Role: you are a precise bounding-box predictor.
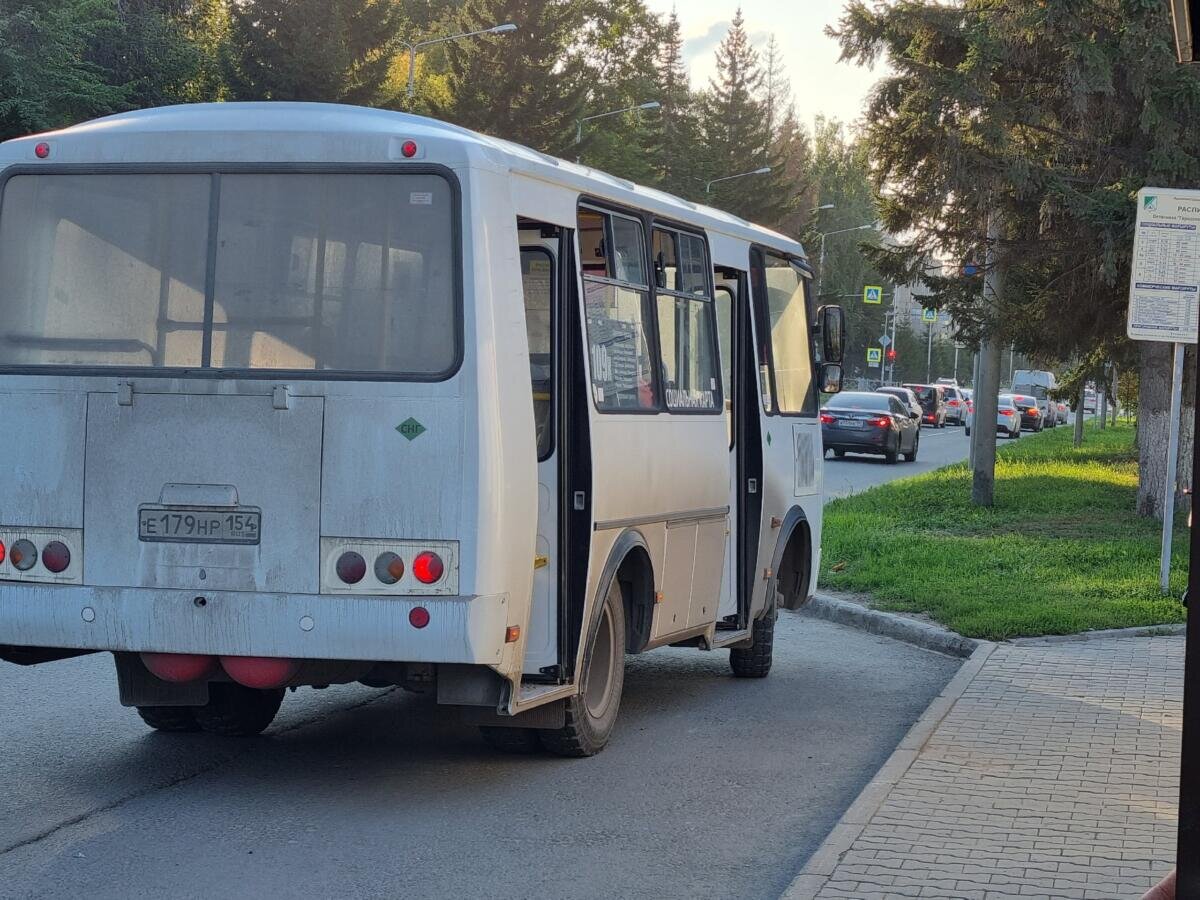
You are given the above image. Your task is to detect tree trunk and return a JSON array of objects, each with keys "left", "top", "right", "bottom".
[{"left": 1137, "top": 342, "right": 1196, "bottom": 519}]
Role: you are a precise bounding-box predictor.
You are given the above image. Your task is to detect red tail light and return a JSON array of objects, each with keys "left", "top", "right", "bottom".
[
  {"left": 0, "top": 540, "right": 6, "bottom": 564},
  {"left": 336, "top": 551, "right": 367, "bottom": 584},
  {"left": 820, "top": 413, "right": 835, "bottom": 425},
  {"left": 948, "top": 399, "right": 959, "bottom": 406},
  {"left": 42, "top": 541, "right": 70, "bottom": 573},
  {"left": 867, "top": 416, "right": 891, "bottom": 428},
  {"left": 412, "top": 551, "right": 444, "bottom": 584}
]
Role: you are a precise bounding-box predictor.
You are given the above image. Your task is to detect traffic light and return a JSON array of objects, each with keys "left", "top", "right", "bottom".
[{"left": 886, "top": 348, "right": 897, "bottom": 362}]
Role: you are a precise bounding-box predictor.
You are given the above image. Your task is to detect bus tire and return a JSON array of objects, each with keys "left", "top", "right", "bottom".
[
  {"left": 540, "top": 580, "right": 626, "bottom": 758},
  {"left": 136, "top": 705, "right": 200, "bottom": 733},
  {"left": 193, "top": 683, "right": 285, "bottom": 736},
  {"left": 479, "top": 726, "right": 542, "bottom": 754},
  {"left": 730, "top": 608, "right": 774, "bottom": 678}
]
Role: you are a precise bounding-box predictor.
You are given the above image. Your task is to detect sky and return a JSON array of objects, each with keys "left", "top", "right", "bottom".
[{"left": 643, "top": 0, "right": 888, "bottom": 133}]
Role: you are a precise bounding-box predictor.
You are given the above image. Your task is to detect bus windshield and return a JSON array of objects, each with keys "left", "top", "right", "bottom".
[{"left": 0, "top": 172, "right": 458, "bottom": 376}]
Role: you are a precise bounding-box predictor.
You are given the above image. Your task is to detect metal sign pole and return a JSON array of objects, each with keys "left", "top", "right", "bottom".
[
  {"left": 1181, "top": 340, "right": 1200, "bottom": 895},
  {"left": 1160, "top": 343, "right": 1186, "bottom": 594}
]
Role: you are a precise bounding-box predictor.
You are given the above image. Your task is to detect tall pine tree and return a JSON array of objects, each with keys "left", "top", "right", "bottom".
[
  {"left": 224, "top": 0, "right": 399, "bottom": 104},
  {"left": 698, "top": 9, "right": 785, "bottom": 224},
  {"left": 429, "top": 0, "right": 588, "bottom": 157},
  {"left": 643, "top": 9, "right": 701, "bottom": 198}
]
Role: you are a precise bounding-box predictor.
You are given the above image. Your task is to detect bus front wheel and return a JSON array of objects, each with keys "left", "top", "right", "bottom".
[
  {"left": 540, "top": 580, "right": 626, "bottom": 757},
  {"left": 730, "top": 608, "right": 774, "bottom": 678}
]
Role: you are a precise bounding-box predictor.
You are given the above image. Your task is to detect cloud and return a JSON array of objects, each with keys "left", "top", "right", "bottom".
[{"left": 682, "top": 20, "right": 729, "bottom": 68}]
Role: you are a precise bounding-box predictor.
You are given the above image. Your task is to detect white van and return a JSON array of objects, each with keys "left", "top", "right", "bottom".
[{"left": 0, "top": 104, "right": 845, "bottom": 755}]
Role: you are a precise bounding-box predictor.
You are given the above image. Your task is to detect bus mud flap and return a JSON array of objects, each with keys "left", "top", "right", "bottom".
[{"left": 460, "top": 700, "right": 566, "bottom": 730}]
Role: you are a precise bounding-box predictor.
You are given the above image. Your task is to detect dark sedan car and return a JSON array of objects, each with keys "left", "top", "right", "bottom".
[
  {"left": 1010, "top": 393, "right": 1044, "bottom": 432},
  {"left": 821, "top": 391, "right": 920, "bottom": 464}
]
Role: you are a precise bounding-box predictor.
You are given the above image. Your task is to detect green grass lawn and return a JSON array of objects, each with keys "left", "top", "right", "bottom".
[{"left": 819, "top": 421, "right": 1188, "bottom": 639}]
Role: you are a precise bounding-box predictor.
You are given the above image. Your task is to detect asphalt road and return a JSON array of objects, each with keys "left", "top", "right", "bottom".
[
  {"left": 822, "top": 420, "right": 971, "bottom": 499},
  {"left": 0, "top": 617, "right": 958, "bottom": 900}
]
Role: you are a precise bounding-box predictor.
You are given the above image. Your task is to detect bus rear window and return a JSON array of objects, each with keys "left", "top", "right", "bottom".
[{"left": 0, "top": 172, "right": 457, "bottom": 377}]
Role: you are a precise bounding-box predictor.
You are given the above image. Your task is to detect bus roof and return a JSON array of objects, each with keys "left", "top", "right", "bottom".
[{"left": 0, "top": 102, "right": 808, "bottom": 261}]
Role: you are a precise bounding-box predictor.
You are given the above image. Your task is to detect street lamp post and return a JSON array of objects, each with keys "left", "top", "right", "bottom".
[
  {"left": 575, "top": 102, "right": 661, "bottom": 148},
  {"left": 402, "top": 23, "right": 517, "bottom": 101},
  {"left": 705, "top": 167, "right": 771, "bottom": 195},
  {"left": 817, "top": 223, "right": 875, "bottom": 278}
]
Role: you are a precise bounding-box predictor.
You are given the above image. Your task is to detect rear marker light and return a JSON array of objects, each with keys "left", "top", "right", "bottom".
[
  {"left": 409, "top": 606, "right": 430, "bottom": 629},
  {"left": 10, "top": 539, "right": 36, "bottom": 571},
  {"left": 0, "top": 540, "right": 5, "bottom": 564},
  {"left": 374, "top": 552, "right": 405, "bottom": 585},
  {"left": 401, "top": 140, "right": 418, "bottom": 158},
  {"left": 34, "top": 142, "right": 50, "bottom": 159},
  {"left": 336, "top": 551, "right": 367, "bottom": 584},
  {"left": 42, "top": 541, "right": 70, "bottom": 574},
  {"left": 505, "top": 625, "right": 521, "bottom": 644},
  {"left": 412, "top": 551, "right": 444, "bottom": 585}
]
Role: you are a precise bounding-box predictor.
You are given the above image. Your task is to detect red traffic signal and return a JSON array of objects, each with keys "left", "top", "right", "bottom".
[{"left": 886, "top": 348, "right": 897, "bottom": 361}]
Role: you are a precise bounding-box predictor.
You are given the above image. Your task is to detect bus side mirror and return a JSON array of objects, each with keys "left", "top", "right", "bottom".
[
  {"left": 818, "top": 305, "right": 846, "bottom": 363},
  {"left": 820, "top": 363, "right": 843, "bottom": 395}
]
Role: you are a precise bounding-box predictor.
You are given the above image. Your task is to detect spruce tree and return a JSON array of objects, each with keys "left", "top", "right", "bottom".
[
  {"left": 0, "top": 0, "right": 128, "bottom": 139},
  {"left": 430, "top": 0, "right": 588, "bottom": 157},
  {"left": 224, "top": 0, "right": 399, "bottom": 104},
  {"left": 833, "top": 0, "right": 1200, "bottom": 516},
  {"left": 644, "top": 9, "right": 702, "bottom": 198},
  {"left": 698, "top": 9, "right": 781, "bottom": 224}
]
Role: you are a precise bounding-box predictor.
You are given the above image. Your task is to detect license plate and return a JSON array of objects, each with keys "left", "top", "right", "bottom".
[
  {"left": 839, "top": 419, "right": 864, "bottom": 429},
  {"left": 138, "top": 506, "right": 261, "bottom": 545}
]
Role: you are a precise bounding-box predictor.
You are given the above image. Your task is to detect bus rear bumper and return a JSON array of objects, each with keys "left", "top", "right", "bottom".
[{"left": 0, "top": 583, "right": 509, "bottom": 666}]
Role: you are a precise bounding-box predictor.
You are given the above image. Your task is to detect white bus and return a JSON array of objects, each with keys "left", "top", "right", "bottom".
[{"left": 0, "top": 104, "right": 845, "bottom": 756}]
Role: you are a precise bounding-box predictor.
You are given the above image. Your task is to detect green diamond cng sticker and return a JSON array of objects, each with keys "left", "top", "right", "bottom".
[{"left": 396, "top": 417, "right": 426, "bottom": 441}]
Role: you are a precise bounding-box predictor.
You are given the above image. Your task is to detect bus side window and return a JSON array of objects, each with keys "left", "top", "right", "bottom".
[
  {"left": 520, "top": 247, "right": 554, "bottom": 459},
  {"left": 578, "top": 207, "right": 658, "bottom": 412}
]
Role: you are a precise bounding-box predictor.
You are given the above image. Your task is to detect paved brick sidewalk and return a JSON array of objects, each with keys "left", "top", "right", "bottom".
[{"left": 793, "top": 636, "right": 1182, "bottom": 900}]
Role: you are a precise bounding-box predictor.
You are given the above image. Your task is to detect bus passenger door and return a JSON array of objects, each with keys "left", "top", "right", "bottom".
[
  {"left": 519, "top": 241, "right": 558, "bottom": 675},
  {"left": 714, "top": 270, "right": 762, "bottom": 628}
]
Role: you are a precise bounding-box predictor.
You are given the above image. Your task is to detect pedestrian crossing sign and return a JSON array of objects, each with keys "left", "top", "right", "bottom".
[
  {"left": 922, "top": 307, "right": 937, "bottom": 323},
  {"left": 863, "top": 285, "right": 883, "bottom": 305},
  {"left": 866, "top": 347, "right": 883, "bottom": 365}
]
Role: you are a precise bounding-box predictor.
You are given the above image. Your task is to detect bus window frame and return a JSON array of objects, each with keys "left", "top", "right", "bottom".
[
  {"left": 650, "top": 221, "right": 724, "bottom": 417},
  {"left": 750, "top": 244, "right": 819, "bottom": 419},
  {"left": 0, "top": 162, "right": 465, "bottom": 384},
  {"left": 577, "top": 199, "right": 662, "bottom": 416},
  {"left": 519, "top": 243, "right": 556, "bottom": 462}
]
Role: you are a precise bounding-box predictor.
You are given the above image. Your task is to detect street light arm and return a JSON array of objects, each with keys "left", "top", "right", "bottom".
[
  {"left": 705, "top": 167, "right": 771, "bottom": 193},
  {"left": 413, "top": 24, "right": 517, "bottom": 50}
]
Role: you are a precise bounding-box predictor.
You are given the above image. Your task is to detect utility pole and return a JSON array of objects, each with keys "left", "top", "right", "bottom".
[
  {"left": 971, "top": 216, "right": 1002, "bottom": 507},
  {"left": 926, "top": 321, "right": 934, "bottom": 382}
]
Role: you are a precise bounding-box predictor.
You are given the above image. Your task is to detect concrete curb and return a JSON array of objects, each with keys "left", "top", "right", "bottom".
[
  {"left": 797, "top": 593, "right": 979, "bottom": 658},
  {"left": 1009, "top": 623, "right": 1186, "bottom": 645},
  {"left": 780, "top": 641, "right": 997, "bottom": 900}
]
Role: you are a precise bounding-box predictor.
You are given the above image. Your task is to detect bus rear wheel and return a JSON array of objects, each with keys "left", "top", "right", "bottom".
[
  {"left": 730, "top": 607, "right": 775, "bottom": 678},
  {"left": 194, "top": 683, "right": 285, "bottom": 736},
  {"left": 136, "top": 705, "right": 200, "bottom": 733},
  {"left": 540, "top": 580, "right": 626, "bottom": 757}
]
